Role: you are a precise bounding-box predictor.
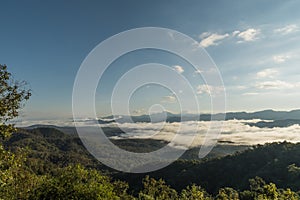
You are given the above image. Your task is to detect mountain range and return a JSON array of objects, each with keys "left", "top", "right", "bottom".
[{"left": 99, "top": 109, "right": 300, "bottom": 124}]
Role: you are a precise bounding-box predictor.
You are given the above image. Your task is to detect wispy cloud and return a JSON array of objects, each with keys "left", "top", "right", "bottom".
[
  {"left": 273, "top": 54, "right": 291, "bottom": 63},
  {"left": 274, "top": 24, "right": 299, "bottom": 35},
  {"left": 232, "top": 30, "right": 240, "bottom": 37},
  {"left": 199, "top": 32, "right": 230, "bottom": 48},
  {"left": 173, "top": 65, "right": 184, "bottom": 73},
  {"left": 194, "top": 69, "right": 203, "bottom": 74},
  {"left": 236, "top": 28, "right": 261, "bottom": 42},
  {"left": 199, "top": 28, "right": 260, "bottom": 47},
  {"left": 256, "top": 68, "right": 279, "bottom": 79},
  {"left": 236, "top": 85, "right": 247, "bottom": 90},
  {"left": 197, "top": 84, "right": 224, "bottom": 95},
  {"left": 199, "top": 32, "right": 211, "bottom": 39},
  {"left": 242, "top": 92, "right": 260, "bottom": 96},
  {"left": 161, "top": 95, "right": 177, "bottom": 103},
  {"left": 256, "top": 80, "right": 299, "bottom": 90}
]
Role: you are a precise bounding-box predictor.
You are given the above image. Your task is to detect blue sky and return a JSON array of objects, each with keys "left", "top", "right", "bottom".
[{"left": 1, "top": 0, "right": 300, "bottom": 119}]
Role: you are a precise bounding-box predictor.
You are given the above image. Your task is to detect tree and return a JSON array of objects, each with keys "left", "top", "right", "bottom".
[
  {"left": 0, "top": 64, "right": 36, "bottom": 199},
  {"left": 138, "top": 176, "right": 178, "bottom": 200},
  {"left": 216, "top": 187, "right": 239, "bottom": 200},
  {"left": 0, "top": 64, "right": 31, "bottom": 139},
  {"left": 180, "top": 184, "right": 212, "bottom": 200},
  {"left": 257, "top": 183, "right": 278, "bottom": 200},
  {"left": 29, "top": 164, "right": 123, "bottom": 200},
  {"left": 278, "top": 188, "right": 299, "bottom": 200},
  {"left": 249, "top": 176, "right": 266, "bottom": 196}
]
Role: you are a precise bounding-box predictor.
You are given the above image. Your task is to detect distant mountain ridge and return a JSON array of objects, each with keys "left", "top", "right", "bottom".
[
  {"left": 246, "top": 119, "right": 300, "bottom": 128},
  {"left": 21, "top": 109, "right": 300, "bottom": 129},
  {"left": 101, "top": 109, "right": 300, "bottom": 123}
]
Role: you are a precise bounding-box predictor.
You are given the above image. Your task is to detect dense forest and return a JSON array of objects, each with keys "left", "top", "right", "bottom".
[
  {"left": 2, "top": 126, "right": 300, "bottom": 199},
  {"left": 1, "top": 64, "right": 300, "bottom": 199}
]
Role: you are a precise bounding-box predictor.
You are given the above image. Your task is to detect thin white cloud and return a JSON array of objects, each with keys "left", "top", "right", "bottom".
[
  {"left": 15, "top": 119, "right": 75, "bottom": 127},
  {"left": 274, "top": 24, "right": 299, "bottom": 35},
  {"left": 197, "top": 84, "right": 224, "bottom": 95},
  {"left": 199, "top": 32, "right": 229, "bottom": 48},
  {"left": 161, "top": 95, "right": 176, "bottom": 103},
  {"left": 199, "top": 32, "right": 211, "bottom": 39},
  {"left": 256, "top": 68, "right": 279, "bottom": 79},
  {"left": 237, "top": 28, "right": 260, "bottom": 42},
  {"left": 236, "top": 85, "right": 247, "bottom": 90},
  {"left": 242, "top": 92, "right": 260, "bottom": 96},
  {"left": 195, "top": 69, "right": 203, "bottom": 74},
  {"left": 273, "top": 54, "right": 291, "bottom": 63},
  {"left": 198, "top": 28, "right": 260, "bottom": 47},
  {"left": 256, "top": 80, "right": 299, "bottom": 90},
  {"left": 232, "top": 30, "right": 240, "bottom": 36},
  {"left": 173, "top": 65, "right": 184, "bottom": 73}
]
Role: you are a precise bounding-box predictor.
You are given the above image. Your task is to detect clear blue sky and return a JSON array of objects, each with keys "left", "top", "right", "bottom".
[{"left": 1, "top": 0, "right": 300, "bottom": 120}]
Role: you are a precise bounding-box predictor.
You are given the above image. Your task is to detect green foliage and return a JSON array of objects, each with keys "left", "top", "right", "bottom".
[
  {"left": 0, "top": 64, "right": 31, "bottom": 139},
  {"left": 137, "top": 176, "right": 300, "bottom": 200},
  {"left": 5, "top": 127, "right": 101, "bottom": 174},
  {"left": 116, "top": 142, "right": 300, "bottom": 194},
  {"left": 238, "top": 177, "right": 300, "bottom": 200},
  {"left": 278, "top": 188, "right": 298, "bottom": 200},
  {"left": 287, "top": 163, "right": 300, "bottom": 175},
  {"left": 0, "top": 65, "right": 36, "bottom": 199},
  {"left": 138, "top": 176, "right": 178, "bottom": 200},
  {"left": 180, "top": 185, "right": 212, "bottom": 200},
  {"left": 249, "top": 176, "right": 266, "bottom": 196},
  {"left": 239, "top": 190, "right": 253, "bottom": 200},
  {"left": 256, "top": 183, "right": 278, "bottom": 199},
  {"left": 6, "top": 127, "right": 300, "bottom": 200},
  {"left": 0, "top": 146, "right": 41, "bottom": 199},
  {"left": 112, "top": 180, "right": 135, "bottom": 200},
  {"left": 29, "top": 164, "right": 124, "bottom": 200},
  {"left": 216, "top": 187, "right": 239, "bottom": 200}
]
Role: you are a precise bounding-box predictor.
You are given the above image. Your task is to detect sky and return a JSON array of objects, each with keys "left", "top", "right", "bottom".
[{"left": 1, "top": 0, "right": 300, "bottom": 120}]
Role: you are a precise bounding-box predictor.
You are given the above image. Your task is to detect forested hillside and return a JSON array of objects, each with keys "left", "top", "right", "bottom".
[{"left": 2, "top": 126, "right": 300, "bottom": 199}]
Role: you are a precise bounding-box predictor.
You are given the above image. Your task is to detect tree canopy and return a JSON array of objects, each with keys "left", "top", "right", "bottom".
[{"left": 0, "top": 64, "right": 31, "bottom": 139}]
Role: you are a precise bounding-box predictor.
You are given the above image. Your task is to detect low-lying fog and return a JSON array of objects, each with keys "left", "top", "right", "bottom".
[{"left": 16, "top": 119, "right": 300, "bottom": 148}]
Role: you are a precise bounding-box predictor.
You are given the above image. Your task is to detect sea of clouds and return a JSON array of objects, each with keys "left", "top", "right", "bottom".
[{"left": 15, "top": 118, "right": 300, "bottom": 148}]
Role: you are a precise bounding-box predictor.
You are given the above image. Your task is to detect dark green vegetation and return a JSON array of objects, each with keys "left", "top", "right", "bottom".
[
  {"left": 3, "top": 127, "right": 300, "bottom": 199},
  {"left": 115, "top": 141, "right": 300, "bottom": 194},
  {"left": 1, "top": 65, "right": 300, "bottom": 199}
]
